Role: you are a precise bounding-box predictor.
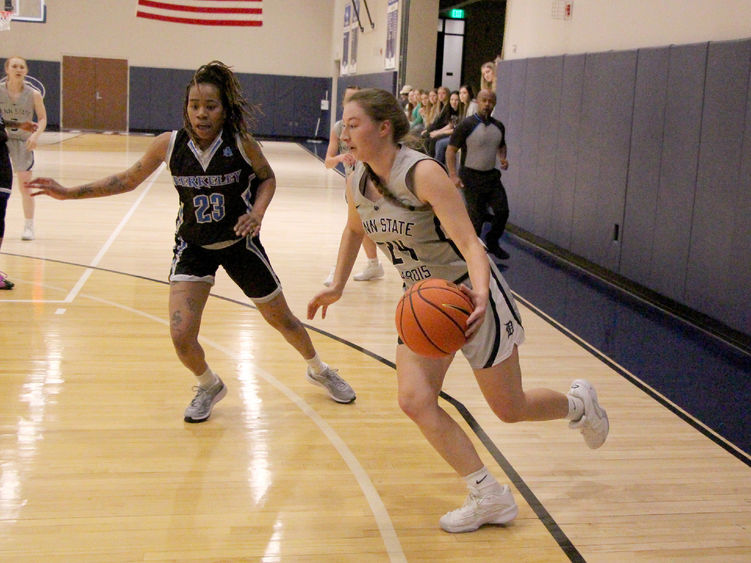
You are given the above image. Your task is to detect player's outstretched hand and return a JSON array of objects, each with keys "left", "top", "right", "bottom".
[
  {"left": 27, "top": 178, "right": 72, "bottom": 200},
  {"left": 307, "top": 287, "right": 342, "bottom": 320}
]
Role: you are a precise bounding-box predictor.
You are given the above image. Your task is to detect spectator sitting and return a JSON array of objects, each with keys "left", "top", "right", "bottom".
[
  {"left": 460, "top": 84, "right": 478, "bottom": 117},
  {"left": 425, "top": 91, "right": 462, "bottom": 161},
  {"left": 398, "top": 84, "right": 413, "bottom": 110},
  {"left": 435, "top": 86, "right": 450, "bottom": 117}
]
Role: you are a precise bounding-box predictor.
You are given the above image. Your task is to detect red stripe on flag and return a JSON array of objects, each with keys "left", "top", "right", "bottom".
[
  {"left": 138, "top": 0, "right": 261, "bottom": 15},
  {"left": 136, "top": 1, "right": 262, "bottom": 26},
  {"left": 136, "top": 10, "right": 262, "bottom": 26}
]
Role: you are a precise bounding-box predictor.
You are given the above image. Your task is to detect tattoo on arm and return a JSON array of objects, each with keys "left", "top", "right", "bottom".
[
  {"left": 76, "top": 185, "right": 95, "bottom": 198},
  {"left": 75, "top": 175, "right": 127, "bottom": 198},
  {"left": 256, "top": 163, "right": 275, "bottom": 182}
]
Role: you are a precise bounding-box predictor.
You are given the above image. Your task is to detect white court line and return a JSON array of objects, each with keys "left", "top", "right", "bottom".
[
  {"left": 76, "top": 290, "right": 407, "bottom": 562},
  {"left": 62, "top": 163, "right": 166, "bottom": 305},
  {"left": 1, "top": 164, "right": 166, "bottom": 308},
  {"left": 63, "top": 162, "right": 166, "bottom": 303}
]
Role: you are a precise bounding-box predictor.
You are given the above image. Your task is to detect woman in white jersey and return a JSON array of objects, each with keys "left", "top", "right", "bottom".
[
  {"left": 28, "top": 61, "right": 356, "bottom": 423},
  {"left": 307, "top": 88, "right": 609, "bottom": 533},
  {"left": 0, "top": 56, "right": 47, "bottom": 240}
]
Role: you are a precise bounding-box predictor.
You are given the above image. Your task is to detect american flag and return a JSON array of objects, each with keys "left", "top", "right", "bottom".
[{"left": 136, "top": 0, "right": 263, "bottom": 27}]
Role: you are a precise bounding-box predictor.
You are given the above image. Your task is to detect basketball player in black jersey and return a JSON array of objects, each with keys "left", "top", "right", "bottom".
[{"left": 28, "top": 61, "right": 355, "bottom": 422}]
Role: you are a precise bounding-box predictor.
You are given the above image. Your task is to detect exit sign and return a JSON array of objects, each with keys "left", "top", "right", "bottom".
[{"left": 449, "top": 8, "right": 465, "bottom": 19}]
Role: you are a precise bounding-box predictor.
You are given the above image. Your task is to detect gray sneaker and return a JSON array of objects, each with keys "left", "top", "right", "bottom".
[
  {"left": 306, "top": 366, "right": 356, "bottom": 403},
  {"left": 184, "top": 379, "right": 227, "bottom": 423}
]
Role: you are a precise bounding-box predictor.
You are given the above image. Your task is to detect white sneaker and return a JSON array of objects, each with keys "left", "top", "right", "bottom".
[
  {"left": 21, "top": 226, "right": 34, "bottom": 241},
  {"left": 439, "top": 485, "right": 518, "bottom": 533},
  {"left": 568, "top": 379, "right": 609, "bottom": 449},
  {"left": 323, "top": 267, "right": 335, "bottom": 287},
  {"left": 353, "top": 261, "right": 384, "bottom": 281}
]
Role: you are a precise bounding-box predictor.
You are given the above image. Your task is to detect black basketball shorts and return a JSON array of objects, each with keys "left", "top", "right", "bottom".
[{"left": 169, "top": 236, "right": 282, "bottom": 303}]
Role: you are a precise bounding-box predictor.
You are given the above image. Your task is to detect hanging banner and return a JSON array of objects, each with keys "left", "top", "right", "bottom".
[
  {"left": 341, "top": 3, "right": 351, "bottom": 75},
  {"left": 348, "top": 0, "right": 360, "bottom": 74},
  {"left": 385, "top": 0, "right": 398, "bottom": 70}
]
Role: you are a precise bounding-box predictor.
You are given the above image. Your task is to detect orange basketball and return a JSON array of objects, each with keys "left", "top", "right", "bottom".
[{"left": 395, "top": 278, "right": 475, "bottom": 358}]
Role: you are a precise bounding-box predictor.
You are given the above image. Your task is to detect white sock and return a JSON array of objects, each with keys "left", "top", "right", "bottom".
[
  {"left": 24, "top": 219, "right": 34, "bottom": 229},
  {"left": 306, "top": 353, "right": 327, "bottom": 375},
  {"left": 196, "top": 367, "right": 219, "bottom": 389},
  {"left": 567, "top": 395, "right": 585, "bottom": 421},
  {"left": 367, "top": 258, "right": 379, "bottom": 266},
  {"left": 464, "top": 466, "right": 500, "bottom": 493}
]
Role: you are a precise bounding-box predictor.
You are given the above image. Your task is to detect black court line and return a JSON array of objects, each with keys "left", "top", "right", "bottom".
[
  {"left": 513, "top": 291, "right": 751, "bottom": 468},
  {"left": 3, "top": 252, "right": 586, "bottom": 561}
]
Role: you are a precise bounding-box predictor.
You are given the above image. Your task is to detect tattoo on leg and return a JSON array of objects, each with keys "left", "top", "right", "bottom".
[
  {"left": 171, "top": 310, "right": 183, "bottom": 329},
  {"left": 186, "top": 297, "right": 201, "bottom": 314}
]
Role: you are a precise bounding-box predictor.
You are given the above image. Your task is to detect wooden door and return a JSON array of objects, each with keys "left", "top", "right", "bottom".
[{"left": 62, "top": 56, "right": 128, "bottom": 131}]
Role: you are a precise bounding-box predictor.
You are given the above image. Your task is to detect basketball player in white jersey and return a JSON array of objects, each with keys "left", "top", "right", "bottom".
[
  {"left": 308, "top": 88, "right": 608, "bottom": 533},
  {"left": 0, "top": 56, "right": 47, "bottom": 240}
]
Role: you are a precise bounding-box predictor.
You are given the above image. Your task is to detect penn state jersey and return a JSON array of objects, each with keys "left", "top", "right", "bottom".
[
  {"left": 167, "top": 129, "right": 259, "bottom": 246},
  {"left": 0, "top": 83, "right": 35, "bottom": 141},
  {"left": 350, "top": 145, "right": 470, "bottom": 287}
]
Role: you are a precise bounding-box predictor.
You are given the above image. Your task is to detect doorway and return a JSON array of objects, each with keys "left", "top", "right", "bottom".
[
  {"left": 435, "top": 18, "right": 465, "bottom": 91},
  {"left": 62, "top": 56, "right": 128, "bottom": 131}
]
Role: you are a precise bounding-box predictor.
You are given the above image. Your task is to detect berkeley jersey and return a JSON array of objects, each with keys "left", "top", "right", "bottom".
[
  {"left": 351, "top": 145, "right": 470, "bottom": 287},
  {"left": 167, "top": 129, "right": 259, "bottom": 246},
  {"left": 0, "top": 83, "right": 35, "bottom": 141}
]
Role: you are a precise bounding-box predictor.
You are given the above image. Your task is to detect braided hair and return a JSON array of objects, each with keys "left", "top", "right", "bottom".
[{"left": 183, "top": 60, "right": 260, "bottom": 141}]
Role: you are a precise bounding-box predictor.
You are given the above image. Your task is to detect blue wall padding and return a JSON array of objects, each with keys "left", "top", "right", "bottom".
[
  {"left": 687, "top": 39, "right": 751, "bottom": 332},
  {"left": 550, "top": 54, "right": 585, "bottom": 251},
  {"left": 572, "top": 50, "right": 637, "bottom": 272},
  {"left": 497, "top": 38, "right": 751, "bottom": 336},
  {"left": 621, "top": 46, "right": 670, "bottom": 290},
  {"left": 334, "top": 71, "right": 397, "bottom": 120}
]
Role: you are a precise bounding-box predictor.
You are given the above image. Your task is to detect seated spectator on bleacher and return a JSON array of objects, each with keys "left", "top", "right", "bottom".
[
  {"left": 424, "top": 91, "right": 462, "bottom": 161},
  {"left": 460, "top": 84, "right": 478, "bottom": 117}
]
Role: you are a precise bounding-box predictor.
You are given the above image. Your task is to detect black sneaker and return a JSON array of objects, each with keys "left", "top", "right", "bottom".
[
  {"left": 487, "top": 245, "right": 510, "bottom": 260},
  {"left": 0, "top": 271, "right": 14, "bottom": 290}
]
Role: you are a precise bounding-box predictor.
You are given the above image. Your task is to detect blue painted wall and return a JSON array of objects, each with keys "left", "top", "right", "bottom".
[
  {"left": 129, "top": 67, "right": 332, "bottom": 139},
  {"left": 21, "top": 60, "right": 397, "bottom": 141},
  {"left": 497, "top": 38, "right": 751, "bottom": 338},
  {"left": 17, "top": 60, "right": 337, "bottom": 140}
]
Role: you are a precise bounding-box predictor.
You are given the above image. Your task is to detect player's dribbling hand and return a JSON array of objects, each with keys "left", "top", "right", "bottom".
[
  {"left": 459, "top": 283, "right": 487, "bottom": 338},
  {"left": 26, "top": 177, "right": 71, "bottom": 200}
]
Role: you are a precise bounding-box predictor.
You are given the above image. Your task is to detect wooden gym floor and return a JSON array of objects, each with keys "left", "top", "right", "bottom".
[{"left": 0, "top": 133, "right": 749, "bottom": 561}]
